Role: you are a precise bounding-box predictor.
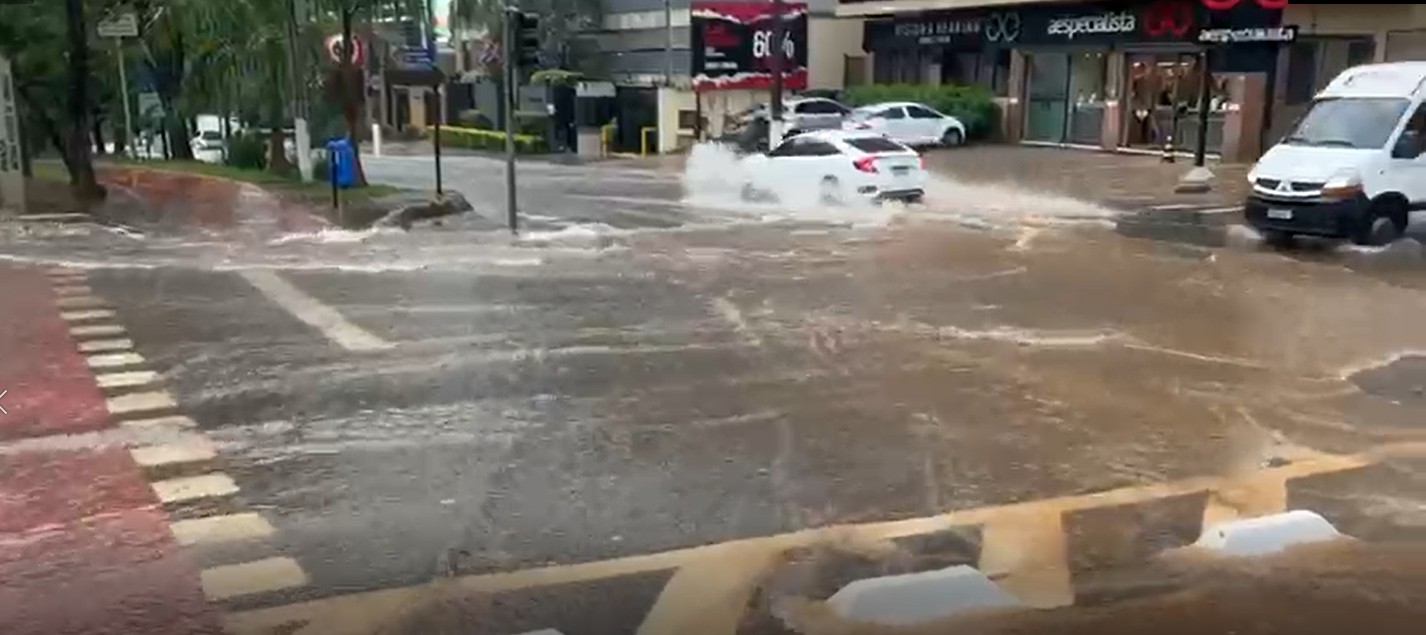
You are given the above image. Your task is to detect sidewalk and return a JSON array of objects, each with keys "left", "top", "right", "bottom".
[{"left": 0, "top": 264, "right": 224, "bottom": 635}]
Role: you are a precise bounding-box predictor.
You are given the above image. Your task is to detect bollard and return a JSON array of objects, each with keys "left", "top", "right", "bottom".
[{"left": 371, "top": 123, "right": 382, "bottom": 157}]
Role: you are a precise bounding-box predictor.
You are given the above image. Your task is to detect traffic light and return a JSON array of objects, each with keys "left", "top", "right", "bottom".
[{"left": 516, "top": 12, "right": 540, "bottom": 68}]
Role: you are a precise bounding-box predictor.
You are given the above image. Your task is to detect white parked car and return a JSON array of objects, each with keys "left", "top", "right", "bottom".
[
  {"left": 843, "top": 102, "right": 967, "bottom": 148},
  {"left": 736, "top": 97, "right": 852, "bottom": 135},
  {"left": 738, "top": 130, "right": 926, "bottom": 205}
]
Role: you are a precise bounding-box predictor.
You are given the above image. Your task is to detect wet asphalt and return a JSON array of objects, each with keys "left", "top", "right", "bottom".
[{"left": 7, "top": 153, "right": 1426, "bottom": 621}]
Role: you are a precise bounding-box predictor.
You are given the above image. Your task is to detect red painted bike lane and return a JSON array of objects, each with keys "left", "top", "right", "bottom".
[{"left": 0, "top": 265, "right": 223, "bottom": 635}]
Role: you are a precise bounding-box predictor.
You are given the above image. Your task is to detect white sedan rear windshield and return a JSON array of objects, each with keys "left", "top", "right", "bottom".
[{"left": 846, "top": 137, "right": 908, "bottom": 154}]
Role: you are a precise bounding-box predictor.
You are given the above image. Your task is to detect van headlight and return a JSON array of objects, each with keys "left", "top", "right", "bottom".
[{"left": 1321, "top": 169, "right": 1363, "bottom": 200}]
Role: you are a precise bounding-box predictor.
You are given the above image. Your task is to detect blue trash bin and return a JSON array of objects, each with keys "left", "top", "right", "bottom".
[{"left": 325, "top": 137, "right": 356, "bottom": 189}]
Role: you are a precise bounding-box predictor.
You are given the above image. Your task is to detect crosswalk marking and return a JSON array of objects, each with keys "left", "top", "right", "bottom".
[
  {"left": 96, "top": 370, "right": 159, "bottom": 389},
  {"left": 106, "top": 391, "right": 175, "bottom": 416},
  {"left": 56, "top": 295, "right": 106, "bottom": 309},
  {"left": 120, "top": 414, "right": 197, "bottom": 430},
  {"left": 151, "top": 473, "right": 239, "bottom": 503},
  {"left": 170, "top": 513, "right": 275, "bottom": 546},
  {"left": 79, "top": 338, "right": 134, "bottom": 353},
  {"left": 53, "top": 284, "right": 93, "bottom": 296},
  {"left": 202, "top": 558, "right": 309, "bottom": 600},
  {"left": 86, "top": 352, "right": 145, "bottom": 369},
  {"left": 130, "top": 438, "right": 216, "bottom": 468},
  {"left": 62, "top": 309, "right": 117, "bottom": 322},
  {"left": 70, "top": 324, "right": 126, "bottom": 338}
]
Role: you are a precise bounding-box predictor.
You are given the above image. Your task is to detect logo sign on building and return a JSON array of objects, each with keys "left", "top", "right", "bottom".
[
  {"left": 691, "top": 1, "right": 809, "bottom": 91},
  {"left": 1198, "top": 25, "right": 1297, "bottom": 43}
]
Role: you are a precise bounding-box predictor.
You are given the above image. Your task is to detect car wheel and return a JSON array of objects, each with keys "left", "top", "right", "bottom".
[
  {"left": 941, "top": 127, "right": 965, "bottom": 147},
  {"left": 819, "top": 177, "right": 843, "bottom": 206},
  {"left": 1354, "top": 200, "right": 1406, "bottom": 246}
]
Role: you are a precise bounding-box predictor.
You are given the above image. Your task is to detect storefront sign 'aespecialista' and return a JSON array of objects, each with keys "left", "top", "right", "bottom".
[{"left": 1045, "top": 11, "right": 1137, "bottom": 40}]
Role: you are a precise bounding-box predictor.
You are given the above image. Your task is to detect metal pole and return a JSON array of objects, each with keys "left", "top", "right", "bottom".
[
  {"left": 115, "top": 37, "right": 135, "bottom": 160},
  {"left": 433, "top": 85, "right": 443, "bottom": 195},
  {"left": 663, "top": 0, "right": 673, "bottom": 85},
  {"left": 768, "top": 0, "right": 785, "bottom": 148},
  {"left": 1193, "top": 49, "right": 1212, "bottom": 168},
  {"left": 504, "top": 7, "right": 519, "bottom": 234}
]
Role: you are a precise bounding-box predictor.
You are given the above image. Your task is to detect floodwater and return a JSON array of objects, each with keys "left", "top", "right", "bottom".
[{"left": 10, "top": 151, "right": 1426, "bottom": 633}]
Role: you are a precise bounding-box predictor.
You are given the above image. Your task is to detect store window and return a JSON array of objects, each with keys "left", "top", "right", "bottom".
[
  {"left": 1287, "top": 37, "right": 1378, "bottom": 105},
  {"left": 1124, "top": 53, "right": 1226, "bottom": 154},
  {"left": 1023, "top": 51, "right": 1107, "bottom": 145}
]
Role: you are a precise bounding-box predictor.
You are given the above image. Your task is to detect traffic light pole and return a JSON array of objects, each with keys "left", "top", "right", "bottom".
[{"left": 503, "top": 7, "right": 519, "bottom": 234}]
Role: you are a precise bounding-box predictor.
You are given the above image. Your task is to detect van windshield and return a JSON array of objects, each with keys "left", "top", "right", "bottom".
[{"left": 1284, "top": 97, "right": 1410, "bottom": 149}]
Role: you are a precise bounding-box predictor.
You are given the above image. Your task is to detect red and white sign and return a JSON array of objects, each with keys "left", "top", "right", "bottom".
[
  {"left": 691, "top": 1, "right": 809, "bottom": 91},
  {"left": 325, "top": 34, "right": 366, "bottom": 66}
]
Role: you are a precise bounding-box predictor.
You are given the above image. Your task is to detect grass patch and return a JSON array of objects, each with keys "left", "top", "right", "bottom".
[{"left": 111, "top": 158, "right": 403, "bottom": 199}]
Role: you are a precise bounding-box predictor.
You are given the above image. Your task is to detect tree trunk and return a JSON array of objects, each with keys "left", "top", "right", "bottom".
[
  {"left": 64, "top": 0, "right": 105, "bottom": 203},
  {"left": 267, "top": 129, "right": 293, "bottom": 174},
  {"left": 166, "top": 111, "right": 194, "bottom": 161},
  {"left": 341, "top": 7, "right": 367, "bottom": 186}
]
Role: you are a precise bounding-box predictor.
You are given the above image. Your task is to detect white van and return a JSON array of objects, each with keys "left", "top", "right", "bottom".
[{"left": 1246, "top": 62, "right": 1426, "bottom": 245}]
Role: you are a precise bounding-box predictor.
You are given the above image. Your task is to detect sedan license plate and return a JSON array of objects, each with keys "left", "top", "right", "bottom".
[
  {"left": 1267, "top": 208, "right": 1293, "bottom": 220},
  {"left": 891, "top": 166, "right": 910, "bottom": 176}
]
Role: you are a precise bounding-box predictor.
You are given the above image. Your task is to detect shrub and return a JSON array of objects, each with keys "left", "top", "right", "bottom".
[
  {"left": 456, "top": 109, "right": 494, "bottom": 130},
  {"left": 842, "top": 83, "right": 1001, "bottom": 140},
  {"left": 442, "top": 127, "right": 547, "bottom": 154},
  {"left": 514, "top": 112, "right": 549, "bottom": 138},
  {"left": 226, "top": 132, "right": 268, "bottom": 170}
]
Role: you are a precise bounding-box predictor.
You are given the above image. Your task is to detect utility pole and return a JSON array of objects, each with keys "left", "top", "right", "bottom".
[
  {"left": 1193, "top": 50, "right": 1212, "bottom": 168},
  {"left": 503, "top": 6, "right": 519, "bottom": 234},
  {"left": 768, "top": 0, "right": 785, "bottom": 149}
]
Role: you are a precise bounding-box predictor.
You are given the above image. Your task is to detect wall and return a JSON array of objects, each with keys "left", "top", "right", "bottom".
[{"left": 808, "top": 17, "right": 865, "bottom": 90}]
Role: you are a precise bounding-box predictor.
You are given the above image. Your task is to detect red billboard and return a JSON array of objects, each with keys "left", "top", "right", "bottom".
[{"left": 691, "top": 1, "right": 809, "bottom": 91}]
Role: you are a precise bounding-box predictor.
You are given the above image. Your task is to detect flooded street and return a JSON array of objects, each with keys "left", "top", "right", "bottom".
[{"left": 6, "top": 151, "right": 1426, "bottom": 635}]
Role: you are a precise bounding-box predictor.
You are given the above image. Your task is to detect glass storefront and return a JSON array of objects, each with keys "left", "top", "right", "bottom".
[
  {"left": 1124, "top": 53, "right": 1227, "bottom": 154},
  {"left": 1023, "top": 51, "right": 1108, "bottom": 146}
]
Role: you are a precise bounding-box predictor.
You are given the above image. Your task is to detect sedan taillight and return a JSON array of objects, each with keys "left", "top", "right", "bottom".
[{"left": 853, "top": 156, "right": 878, "bottom": 173}]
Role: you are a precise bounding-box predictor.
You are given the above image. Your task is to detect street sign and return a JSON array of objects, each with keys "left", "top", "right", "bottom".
[
  {"left": 97, "top": 12, "right": 139, "bottom": 38},
  {"left": 325, "top": 34, "right": 366, "bottom": 66}
]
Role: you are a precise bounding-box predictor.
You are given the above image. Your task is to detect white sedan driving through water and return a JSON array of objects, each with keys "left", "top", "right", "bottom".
[{"left": 738, "top": 130, "right": 927, "bottom": 205}]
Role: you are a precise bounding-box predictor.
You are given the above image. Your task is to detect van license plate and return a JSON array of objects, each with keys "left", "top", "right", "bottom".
[{"left": 1267, "top": 208, "right": 1293, "bottom": 220}]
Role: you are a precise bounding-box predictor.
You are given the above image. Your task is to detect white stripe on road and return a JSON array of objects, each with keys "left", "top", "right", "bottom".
[
  {"left": 170, "top": 513, "right": 275, "bottom": 546},
  {"left": 62, "top": 309, "right": 117, "bottom": 322},
  {"left": 131, "top": 439, "right": 217, "bottom": 468},
  {"left": 87, "top": 352, "right": 145, "bottom": 369},
  {"left": 240, "top": 270, "right": 393, "bottom": 352},
  {"left": 202, "top": 558, "right": 309, "bottom": 600},
  {"left": 120, "top": 414, "right": 197, "bottom": 430},
  {"left": 56, "top": 295, "right": 107, "bottom": 309},
  {"left": 46, "top": 267, "right": 81, "bottom": 277},
  {"left": 151, "top": 473, "right": 239, "bottom": 503},
  {"left": 96, "top": 370, "right": 160, "bottom": 389},
  {"left": 70, "top": 324, "right": 126, "bottom": 338},
  {"left": 1198, "top": 206, "right": 1244, "bottom": 214},
  {"left": 53, "top": 284, "right": 93, "bottom": 296},
  {"left": 106, "top": 391, "right": 177, "bottom": 416},
  {"left": 1149, "top": 203, "right": 1208, "bottom": 211},
  {"left": 79, "top": 338, "right": 134, "bottom": 353}
]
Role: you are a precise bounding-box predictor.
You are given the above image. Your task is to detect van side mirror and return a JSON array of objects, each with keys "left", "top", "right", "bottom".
[{"left": 1393, "top": 130, "right": 1423, "bottom": 159}]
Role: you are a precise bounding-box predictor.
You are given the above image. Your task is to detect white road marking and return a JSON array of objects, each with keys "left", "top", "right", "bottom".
[
  {"left": 1198, "top": 206, "right": 1244, "bottom": 214},
  {"left": 240, "top": 270, "right": 393, "bottom": 352},
  {"left": 120, "top": 414, "right": 197, "bottom": 430},
  {"left": 62, "top": 309, "right": 117, "bottom": 322},
  {"left": 170, "top": 513, "right": 275, "bottom": 546},
  {"left": 46, "top": 267, "right": 81, "bottom": 276},
  {"left": 78, "top": 338, "right": 134, "bottom": 353},
  {"left": 107, "top": 391, "right": 177, "bottom": 416},
  {"left": 96, "top": 370, "right": 159, "bottom": 389},
  {"left": 56, "top": 295, "right": 106, "bottom": 309},
  {"left": 70, "top": 324, "right": 126, "bottom": 338},
  {"left": 130, "top": 438, "right": 216, "bottom": 467},
  {"left": 86, "top": 352, "right": 145, "bottom": 369},
  {"left": 150, "top": 473, "right": 239, "bottom": 503},
  {"left": 1148, "top": 203, "right": 1206, "bottom": 211},
  {"left": 201, "top": 557, "right": 309, "bottom": 600},
  {"left": 53, "top": 284, "right": 93, "bottom": 296}
]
